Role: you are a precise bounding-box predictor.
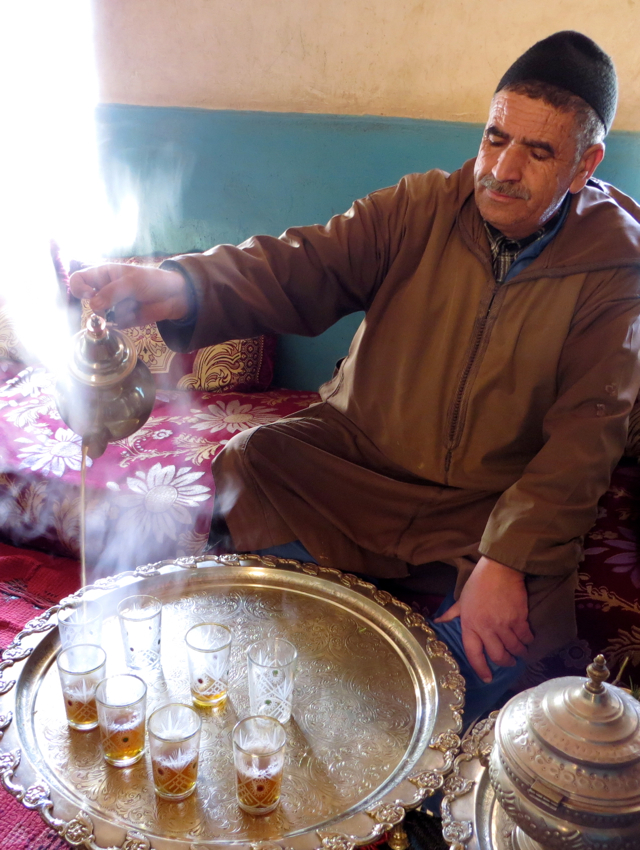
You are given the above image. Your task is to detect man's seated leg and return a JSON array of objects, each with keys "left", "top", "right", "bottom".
[
  {"left": 209, "top": 403, "right": 450, "bottom": 577},
  {"left": 253, "top": 541, "right": 318, "bottom": 563}
]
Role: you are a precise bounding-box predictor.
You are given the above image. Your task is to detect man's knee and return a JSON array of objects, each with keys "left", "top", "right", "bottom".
[{"left": 214, "top": 421, "right": 285, "bottom": 473}]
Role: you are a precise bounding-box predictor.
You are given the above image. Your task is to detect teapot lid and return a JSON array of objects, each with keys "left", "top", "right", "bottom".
[
  {"left": 68, "top": 314, "right": 137, "bottom": 388},
  {"left": 495, "top": 656, "right": 640, "bottom": 809}
]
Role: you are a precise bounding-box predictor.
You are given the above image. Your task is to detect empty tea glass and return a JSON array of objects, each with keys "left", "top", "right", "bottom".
[
  {"left": 247, "top": 638, "right": 297, "bottom": 723},
  {"left": 58, "top": 602, "right": 103, "bottom": 649},
  {"left": 185, "top": 622, "right": 232, "bottom": 708},
  {"left": 233, "top": 715, "right": 287, "bottom": 815},
  {"left": 148, "top": 703, "right": 202, "bottom": 800},
  {"left": 117, "top": 594, "right": 162, "bottom": 669},
  {"left": 57, "top": 643, "right": 106, "bottom": 731},
  {"left": 96, "top": 673, "right": 147, "bottom": 767}
]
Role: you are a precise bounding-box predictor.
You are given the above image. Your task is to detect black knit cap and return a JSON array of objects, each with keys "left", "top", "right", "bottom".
[{"left": 496, "top": 31, "right": 617, "bottom": 133}]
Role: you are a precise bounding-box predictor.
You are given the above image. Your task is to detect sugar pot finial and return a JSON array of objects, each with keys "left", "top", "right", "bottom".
[{"left": 584, "top": 653, "right": 610, "bottom": 694}]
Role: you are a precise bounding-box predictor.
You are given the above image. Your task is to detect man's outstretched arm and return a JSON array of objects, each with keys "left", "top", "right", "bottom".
[{"left": 70, "top": 264, "right": 191, "bottom": 328}]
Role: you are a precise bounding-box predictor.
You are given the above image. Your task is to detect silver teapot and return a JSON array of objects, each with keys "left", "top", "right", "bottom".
[
  {"left": 56, "top": 313, "right": 155, "bottom": 458},
  {"left": 489, "top": 655, "right": 640, "bottom": 850}
]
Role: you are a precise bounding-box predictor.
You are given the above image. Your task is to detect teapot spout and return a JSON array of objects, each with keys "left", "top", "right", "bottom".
[{"left": 82, "top": 430, "right": 110, "bottom": 460}]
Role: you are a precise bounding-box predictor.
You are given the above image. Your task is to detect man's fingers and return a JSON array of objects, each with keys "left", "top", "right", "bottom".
[
  {"left": 69, "top": 271, "right": 96, "bottom": 300},
  {"left": 482, "top": 632, "right": 517, "bottom": 668},
  {"left": 434, "top": 601, "right": 461, "bottom": 623},
  {"left": 69, "top": 264, "right": 129, "bottom": 299},
  {"left": 71, "top": 264, "right": 159, "bottom": 309},
  {"left": 90, "top": 270, "right": 157, "bottom": 312},
  {"left": 462, "top": 629, "right": 493, "bottom": 683},
  {"left": 500, "top": 630, "right": 529, "bottom": 660},
  {"left": 513, "top": 618, "right": 535, "bottom": 645}
]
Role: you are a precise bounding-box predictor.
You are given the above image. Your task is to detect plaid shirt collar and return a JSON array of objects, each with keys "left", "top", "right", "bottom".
[{"left": 483, "top": 201, "right": 566, "bottom": 283}]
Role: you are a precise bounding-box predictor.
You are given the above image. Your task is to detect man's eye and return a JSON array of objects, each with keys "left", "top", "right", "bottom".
[
  {"left": 486, "top": 135, "right": 504, "bottom": 146},
  {"left": 531, "top": 151, "right": 551, "bottom": 162}
]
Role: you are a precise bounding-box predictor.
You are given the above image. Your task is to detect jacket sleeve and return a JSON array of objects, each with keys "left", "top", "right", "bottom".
[
  {"left": 157, "top": 178, "right": 418, "bottom": 352},
  {"left": 480, "top": 267, "right": 640, "bottom": 577}
]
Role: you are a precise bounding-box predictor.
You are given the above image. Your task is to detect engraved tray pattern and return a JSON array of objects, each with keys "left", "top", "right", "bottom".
[
  {"left": 440, "top": 714, "right": 520, "bottom": 850},
  {"left": 0, "top": 554, "right": 465, "bottom": 850}
]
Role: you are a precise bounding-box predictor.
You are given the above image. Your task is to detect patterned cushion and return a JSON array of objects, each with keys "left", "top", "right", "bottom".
[{"left": 79, "top": 299, "right": 276, "bottom": 393}]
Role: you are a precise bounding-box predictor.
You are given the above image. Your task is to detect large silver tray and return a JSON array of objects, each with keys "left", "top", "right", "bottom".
[
  {"left": 0, "top": 553, "right": 465, "bottom": 850},
  {"left": 440, "top": 714, "right": 521, "bottom": 850}
]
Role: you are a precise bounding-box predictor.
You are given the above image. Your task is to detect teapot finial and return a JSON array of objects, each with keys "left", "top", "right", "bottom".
[{"left": 86, "top": 312, "right": 107, "bottom": 339}]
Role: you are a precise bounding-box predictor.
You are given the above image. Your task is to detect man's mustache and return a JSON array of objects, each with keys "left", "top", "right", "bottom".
[{"left": 479, "top": 174, "right": 531, "bottom": 201}]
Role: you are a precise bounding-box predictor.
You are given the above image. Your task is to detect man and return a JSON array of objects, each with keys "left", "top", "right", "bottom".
[{"left": 71, "top": 32, "right": 640, "bottom": 719}]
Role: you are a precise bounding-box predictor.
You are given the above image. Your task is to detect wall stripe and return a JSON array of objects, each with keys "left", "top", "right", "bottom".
[{"left": 96, "top": 104, "right": 640, "bottom": 389}]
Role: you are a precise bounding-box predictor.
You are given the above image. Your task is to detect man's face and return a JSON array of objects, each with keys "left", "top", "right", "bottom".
[{"left": 474, "top": 91, "right": 587, "bottom": 240}]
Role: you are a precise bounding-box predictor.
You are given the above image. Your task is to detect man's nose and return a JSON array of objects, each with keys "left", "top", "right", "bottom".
[{"left": 492, "top": 145, "right": 525, "bottom": 182}]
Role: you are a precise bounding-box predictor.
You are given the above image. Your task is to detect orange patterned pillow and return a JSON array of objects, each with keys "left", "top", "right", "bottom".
[{"left": 79, "top": 301, "right": 275, "bottom": 392}]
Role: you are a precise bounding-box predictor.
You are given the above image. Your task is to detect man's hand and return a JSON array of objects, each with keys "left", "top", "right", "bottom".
[
  {"left": 434, "top": 556, "right": 533, "bottom": 682},
  {"left": 69, "top": 264, "right": 190, "bottom": 329}
]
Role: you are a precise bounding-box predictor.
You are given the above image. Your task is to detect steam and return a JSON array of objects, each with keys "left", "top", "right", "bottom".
[
  {"left": 0, "top": 5, "right": 209, "bottom": 579},
  {"left": 1, "top": 1, "right": 138, "bottom": 374}
]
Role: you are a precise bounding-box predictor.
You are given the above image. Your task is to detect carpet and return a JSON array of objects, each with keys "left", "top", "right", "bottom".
[
  {"left": 0, "top": 543, "right": 446, "bottom": 850},
  {"left": 0, "top": 542, "right": 80, "bottom": 850}
]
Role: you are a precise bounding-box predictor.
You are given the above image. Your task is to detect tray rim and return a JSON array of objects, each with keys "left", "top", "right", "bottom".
[
  {"left": 440, "top": 712, "right": 504, "bottom": 850},
  {"left": 0, "top": 552, "right": 466, "bottom": 850}
]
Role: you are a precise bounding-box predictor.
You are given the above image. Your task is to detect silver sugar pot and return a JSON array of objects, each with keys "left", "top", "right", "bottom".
[
  {"left": 56, "top": 313, "right": 155, "bottom": 458},
  {"left": 489, "top": 655, "right": 640, "bottom": 850}
]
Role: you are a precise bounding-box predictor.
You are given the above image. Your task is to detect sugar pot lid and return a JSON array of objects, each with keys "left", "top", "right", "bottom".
[{"left": 493, "top": 655, "right": 640, "bottom": 814}]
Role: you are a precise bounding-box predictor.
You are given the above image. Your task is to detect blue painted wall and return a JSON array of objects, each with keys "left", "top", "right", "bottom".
[{"left": 96, "top": 104, "right": 640, "bottom": 390}]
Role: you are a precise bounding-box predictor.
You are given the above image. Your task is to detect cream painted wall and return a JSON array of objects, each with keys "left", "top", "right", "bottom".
[{"left": 93, "top": 0, "right": 640, "bottom": 131}]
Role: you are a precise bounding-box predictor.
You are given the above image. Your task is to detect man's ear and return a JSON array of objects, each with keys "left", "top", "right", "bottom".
[{"left": 569, "top": 143, "right": 605, "bottom": 194}]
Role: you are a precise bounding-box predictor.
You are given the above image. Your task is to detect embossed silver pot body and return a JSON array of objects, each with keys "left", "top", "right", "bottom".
[
  {"left": 56, "top": 314, "right": 155, "bottom": 458},
  {"left": 488, "top": 657, "right": 640, "bottom": 850}
]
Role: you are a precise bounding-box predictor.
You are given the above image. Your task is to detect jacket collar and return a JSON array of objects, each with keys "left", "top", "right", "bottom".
[{"left": 455, "top": 158, "right": 640, "bottom": 282}]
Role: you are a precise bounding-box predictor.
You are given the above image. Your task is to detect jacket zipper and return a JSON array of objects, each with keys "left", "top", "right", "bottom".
[{"left": 444, "top": 284, "right": 500, "bottom": 478}]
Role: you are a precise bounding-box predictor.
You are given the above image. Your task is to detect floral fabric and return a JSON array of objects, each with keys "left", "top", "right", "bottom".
[
  {"left": 525, "top": 459, "right": 640, "bottom": 688},
  {"left": 0, "top": 307, "right": 27, "bottom": 366},
  {"left": 0, "top": 366, "right": 319, "bottom": 576}
]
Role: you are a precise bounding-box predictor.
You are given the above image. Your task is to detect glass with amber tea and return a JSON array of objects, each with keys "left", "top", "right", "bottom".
[
  {"left": 96, "top": 674, "right": 147, "bottom": 767},
  {"left": 185, "top": 622, "right": 232, "bottom": 708},
  {"left": 57, "top": 643, "right": 106, "bottom": 731},
  {"left": 232, "top": 715, "right": 287, "bottom": 815},
  {"left": 148, "top": 703, "right": 202, "bottom": 800}
]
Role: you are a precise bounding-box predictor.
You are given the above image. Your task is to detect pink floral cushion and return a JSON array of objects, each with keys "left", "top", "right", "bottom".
[
  {"left": 0, "top": 307, "right": 28, "bottom": 367},
  {"left": 0, "top": 366, "right": 319, "bottom": 575}
]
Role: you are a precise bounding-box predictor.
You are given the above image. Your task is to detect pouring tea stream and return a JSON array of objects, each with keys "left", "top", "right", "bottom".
[{"left": 55, "top": 313, "right": 155, "bottom": 581}]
